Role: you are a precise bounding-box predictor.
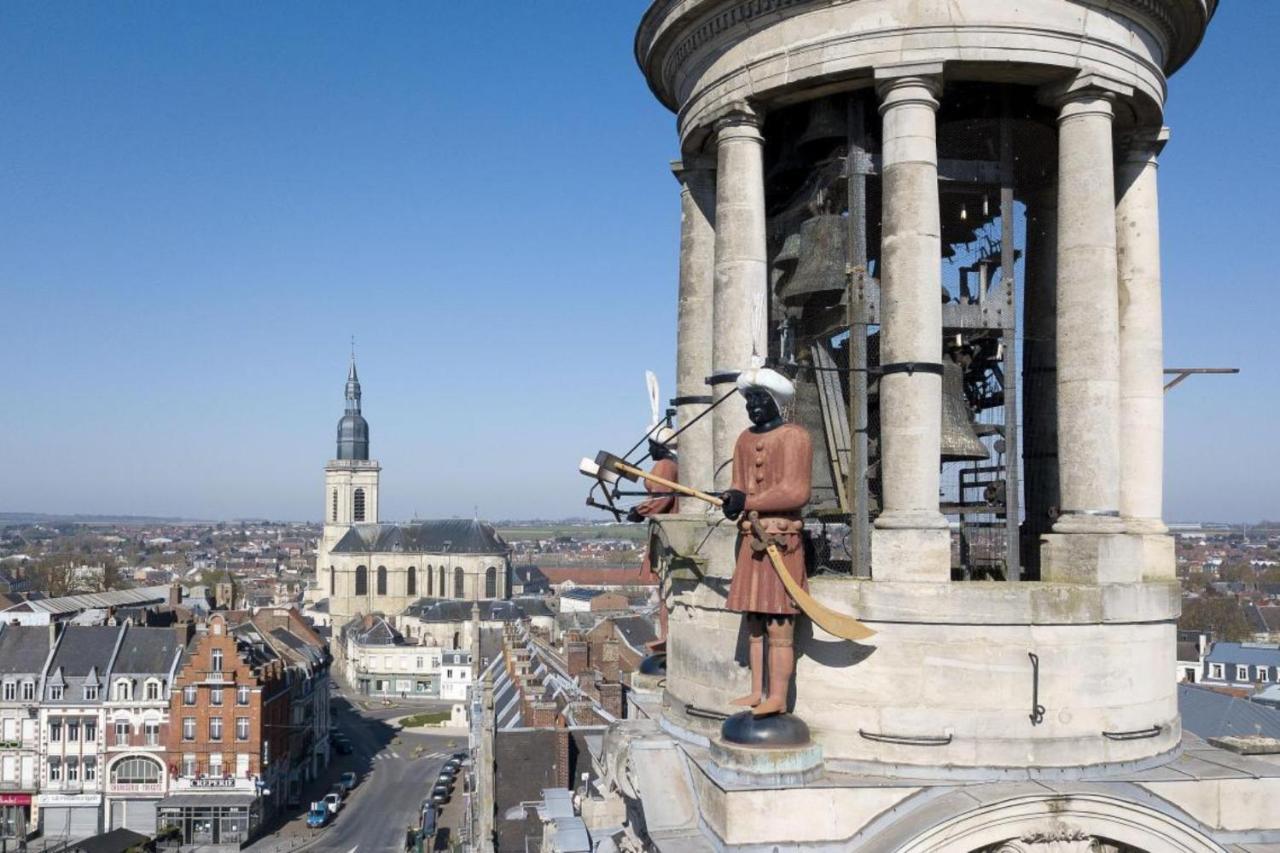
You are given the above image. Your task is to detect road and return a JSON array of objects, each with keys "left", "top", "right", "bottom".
[{"left": 245, "top": 688, "right": 466, "bottom": 853}]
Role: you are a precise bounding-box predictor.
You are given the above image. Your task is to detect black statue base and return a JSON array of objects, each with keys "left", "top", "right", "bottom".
[
  {"left": 720, "top": 710, "right": 811, "bottom": 747},
  {"left": 638, "top": 652, "right": 667, "bottom": 676}
]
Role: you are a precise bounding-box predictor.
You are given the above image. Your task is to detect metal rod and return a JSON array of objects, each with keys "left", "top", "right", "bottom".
[{"left": 846, "top": 95, "right": 872, "bottom": 578}]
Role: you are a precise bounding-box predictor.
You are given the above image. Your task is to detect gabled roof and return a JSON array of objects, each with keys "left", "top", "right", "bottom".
[
  {"left": 49, "top": 626, "right": 121, "bottom": 676},
  {"left": 330, "top": 519, "right": 508, "bottom": 556},
  {"left": 0, "top": 626, "right": 52, "bottom": 675},
  {"left": 1205, "top": 642, "right": 1280, "bottom": 666},
  {"left": 1179, "top": 683, "right": 1280, "bottom": 740},
  {"left": 111, "top": 626, "right": 183, "bottom": 675}
]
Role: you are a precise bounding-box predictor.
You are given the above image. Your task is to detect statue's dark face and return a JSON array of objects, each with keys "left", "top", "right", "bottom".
[{"left": 744, "top": 389, "right": 780, "bottom": 428}]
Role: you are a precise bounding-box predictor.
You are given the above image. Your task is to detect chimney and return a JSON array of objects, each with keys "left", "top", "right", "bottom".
[
  {"left": 565, "top": 639, "right": 589, "bottom": 678},
  {"left": 600, "top": 636, "right": 620, "bottom": 682},
  {"left": 168, "top": 583, "right": 182, "bottom": 607},
  {"left": 174, "top": 620, "right": 194, "bottom": 648},
  {"left": 555, "top": 729, "right": 571, "bottom": 790},
  {"left": 48, "top": 622, "right": 58, "bottom": 647},
  {"left": 597, "top": 681, "right": 623, "bottom": 719}
]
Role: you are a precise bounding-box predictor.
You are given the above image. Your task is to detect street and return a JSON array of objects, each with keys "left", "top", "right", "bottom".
[{"left": 244, "top": 688, "right": 466, "bottom": 853}]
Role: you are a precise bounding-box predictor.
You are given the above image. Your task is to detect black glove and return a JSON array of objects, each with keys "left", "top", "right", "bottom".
[
  {"left": 626, "top": 508, "right": 644, "bottom": 523},
  {"left": 720, "top": 489, "right": 746, "bottom": 521}
]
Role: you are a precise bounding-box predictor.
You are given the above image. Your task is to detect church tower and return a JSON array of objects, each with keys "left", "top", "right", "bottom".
[{"left": 317, "top": 355, "right": 380, "bottom": 574}]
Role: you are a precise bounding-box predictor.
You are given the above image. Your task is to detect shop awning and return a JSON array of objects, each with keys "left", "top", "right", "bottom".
[{"left": 157, "top": 793, "right": 256, "bottom": 809}]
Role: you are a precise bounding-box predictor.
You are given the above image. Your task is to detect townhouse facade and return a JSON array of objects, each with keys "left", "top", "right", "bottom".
[
  {"left": 0, "top": 608, "right": 329, "bottom": 847},
  {"left": 1201, "top": 641, "right": 1280, "bottom": 689}
]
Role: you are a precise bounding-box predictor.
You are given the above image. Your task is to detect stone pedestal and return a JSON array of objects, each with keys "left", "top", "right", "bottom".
[
  {"left": 871, "top": 527, "right": 952, "bottom": 582},
  {"left": 1040, "top": 533, "right": 1143, "bottom": 584},
  {"left": 710, "top": 713, "right": 824, "bottom": 786}
]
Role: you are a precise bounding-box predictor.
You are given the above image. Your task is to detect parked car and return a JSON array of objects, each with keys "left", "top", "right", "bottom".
[
  {"left": 307, "top": 803, "right": 331, "bottom": 828},
  {"left": 331, "top": 783, "right": 347, "bottom": 801},
  {"left": 436, "top": 770, "right": 454, "bottom": 786},
  {"left": 430, "top": 784, "right": 450, "bottom": 805},
  {"left": 451, "top": 751, "right": 468, "bottom": 761},
  {"left": 339, "top": 771, "right": 357, "bottom": 792},
  {"left": 323, "top": 792, "right": 343, "bottom": 813},
  {"left": 444, "top": 758, "right": 462, "bottom": 771},
  {"left": 419, "top": 802, "right": 437, "bottom": 838}
]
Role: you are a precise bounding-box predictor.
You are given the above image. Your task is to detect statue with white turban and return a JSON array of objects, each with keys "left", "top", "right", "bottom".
[{"left": 719, "top": 367, "right": 812, "bottom": 717}]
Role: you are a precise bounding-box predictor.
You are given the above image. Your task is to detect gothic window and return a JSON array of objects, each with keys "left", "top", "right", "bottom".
[
  {"left": 407, "top": 568, "right": 416, "bottom": 596},
  {"left": 355, "top": 565, "right": 368, "bottom": 596},
  {"left": 354, "top": 488, "right": 366, "bottom": 522},
  {"left": 427, "top": 565, "right": 433, "bottom": 597},
  {"left": 439, "top": 567, "right": 446, "bottom": 598},
  {"left": 331, "top": 489, "right": 338, "bottom": 522},
  {"left": 485, "top": 566, "right": 497, "bottom": 599},
  {"left": 454, "top": 567, "right": 464, "bottom": 599},
  {"left": 329, "top": 566, "right": 335, "bottom": 595},
  {"left": 376, "top": 566, "right": 387, "bottom": 596}
]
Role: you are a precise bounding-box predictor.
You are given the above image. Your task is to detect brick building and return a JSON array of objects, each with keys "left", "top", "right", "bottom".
[{"left": 159, "top": 614, "right": 288, "bottom": 847}]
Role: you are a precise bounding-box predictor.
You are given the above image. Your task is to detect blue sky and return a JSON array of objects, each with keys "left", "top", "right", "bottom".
[{"left": 1, "top": 3, "right": 1275, "bottom": 523}]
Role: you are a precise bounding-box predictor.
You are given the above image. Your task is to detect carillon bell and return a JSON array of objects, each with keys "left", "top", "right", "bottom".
[
  {"left": 778, "top": 214, "right": 847, "bottom": 308},
  {"left": 798, "top": 97, "right": 847, "bottom": 152},
  {"left": 773, "top": 231, "right": 802, "bottom": 272},
  {"left": 941, "top": 358, "right": 989, "bottom": 462}
]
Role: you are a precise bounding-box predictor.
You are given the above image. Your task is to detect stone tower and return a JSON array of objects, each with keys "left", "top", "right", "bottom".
[
  {"left": 580, "top": 2, "right": 1280, "bottom": 851},
  {"left": 317, "top": 356, "right": 380, "bottom": 573}
]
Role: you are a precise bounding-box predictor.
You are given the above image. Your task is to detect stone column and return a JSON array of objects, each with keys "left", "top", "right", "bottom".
[
  {"left": 672, "top": 158, "right": 717, "bottom": 509},
  {"left": 871, "top": 65, "right": 950, "bottom": 581},
  {"left": 1116, "top": 128, "right": 1169, "bottom": 535},
  {"left": 1022, "top": 187, "right": 1059, "bottom": 576},
  {"left": 1049, "top": 80, "right": 1126, "bottom": 534},
  {"left": 711, "top": 107, "right": 768, "bottom": 491}
]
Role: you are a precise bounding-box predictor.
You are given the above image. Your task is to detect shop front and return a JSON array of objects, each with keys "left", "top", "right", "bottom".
[
  {"left": 36, "top": 792, "right": 102, "bottom": 841},
  {"left": 157, "top": 781, "right": 262, "bottom": 847},
  {"left": 0, "top": 793, "right": 32, "bottom": 839}
]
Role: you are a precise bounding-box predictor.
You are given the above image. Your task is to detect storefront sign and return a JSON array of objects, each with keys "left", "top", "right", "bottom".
[
  {"left": 35, "top": 793, "right": 100, "bottom": 806},
  {"left": 191, "top": 778, "right": 237, "bottom": 788},
  {"left": 0, "top": 794, "right": 31, "bottom": 806}
]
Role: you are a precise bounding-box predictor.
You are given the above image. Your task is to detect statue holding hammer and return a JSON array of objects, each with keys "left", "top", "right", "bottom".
[{"left": 720, "top": 367, "right": 812, "bottom": 717}]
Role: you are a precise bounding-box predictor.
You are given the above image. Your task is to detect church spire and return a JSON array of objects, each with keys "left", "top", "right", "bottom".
[{"left": 336, "top": 348, "right": 369, "bottom": 461}]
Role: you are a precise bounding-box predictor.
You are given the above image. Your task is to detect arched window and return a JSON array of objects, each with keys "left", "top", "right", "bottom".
[
  {"left": 407, "top": 568, "right": 416, "bottom": 596},
  {"left": 329, "top": 566, "right": 335, "bottom": 596},
  {"left": 452, "top": 631, "right": 460, "bottom": 650},
  {"left": 111, "top": 756, "right": 161, "bottom": 785},
  {"left": 355, "top": 565, "right": 368, "bottom": 596},
  {"left": 438, "top": 567, "right": 446, "bottom": 598},
  {"left": 454, "top": 567, "right": 465, "bottom": 599},
  {"left": 426, "top": 565, "right": 434, "bottom": 597},
  {"left": 331, "top": 490, "right": 338, "bottom": 522},
  {"left": 353, "top": 488, "right": 366, "bottom": 522},
  {"left": 113, "top": 679, "right": 132, "bottom": 702},
  {"left": 376, "top": 566, "right": 387, "bottom": 596},
  {"left": 144, "top": 680, "right": 161, "bottom": 701},
  {"left": 485, "top": 566, "right": 497, "bottom": 599}
]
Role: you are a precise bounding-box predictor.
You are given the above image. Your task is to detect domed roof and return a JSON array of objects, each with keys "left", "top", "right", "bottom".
[{"left": 335, "top": 356, "right": 370, "bottom": 461}]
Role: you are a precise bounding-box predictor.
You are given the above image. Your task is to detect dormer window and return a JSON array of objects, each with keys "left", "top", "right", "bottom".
[
  {"left": 49, "top": 685, "right": 63, "bottom": 701},
  {"left": 21, "top": 682, "right": 33, "bottom": 702},
  {"left": 144, "top": 680, "right": 161, "bottom": 701},
  {"left": 83, "top": 683, "right": 99, "bottom": 701},
  {"left": 113, "top": 680, "right": 130, "bottom": 702},
  {"left": 2, "top": 682, "right": 14, "bottom": 702}
]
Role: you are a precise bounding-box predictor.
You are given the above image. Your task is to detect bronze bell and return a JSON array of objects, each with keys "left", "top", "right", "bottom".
[
  {"left": 778, "top": 214, "right": 847, "bottom": 308},
  {"left": 941, "top": 358, "right": 989, "bottom": 462},
  {"left": 773, "top": 231, "right": 801, "bottom": 272},
  {"left": 798, "top": 97, "right": 846, "bottom": 152}
]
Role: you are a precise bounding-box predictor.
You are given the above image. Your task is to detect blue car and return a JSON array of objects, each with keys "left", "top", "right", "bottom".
[{"left": 307, "top": 803, "right": 331, "bottom": 828}]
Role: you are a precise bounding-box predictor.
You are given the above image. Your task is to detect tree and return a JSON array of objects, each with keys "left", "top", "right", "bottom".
[{"left": 1180, "top": 598, "right": 1253, "bottom": 643}]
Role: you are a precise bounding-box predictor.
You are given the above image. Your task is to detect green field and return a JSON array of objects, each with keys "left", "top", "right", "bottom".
[{"left": 496, "top": 524, "right": 648, "bottom": 542}]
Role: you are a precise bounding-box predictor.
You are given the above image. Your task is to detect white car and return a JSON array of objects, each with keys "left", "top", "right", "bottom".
[{"left": 323, "top": 792, "right": 343, "bottom": 814}]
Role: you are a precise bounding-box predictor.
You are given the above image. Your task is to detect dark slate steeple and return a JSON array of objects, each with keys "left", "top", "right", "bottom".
[{"left": 336, "top": 353, "right": 370, "bottom": 460}]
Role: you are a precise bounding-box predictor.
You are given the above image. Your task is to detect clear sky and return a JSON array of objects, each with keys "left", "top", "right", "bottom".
[{"left": 2, "top": 3, "right": 1276, "bottom": 524}]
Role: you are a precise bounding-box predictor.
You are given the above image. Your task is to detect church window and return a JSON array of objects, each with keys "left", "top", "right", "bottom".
[
  {"left": 485, "top": 566, "right": 497, "bottom": 599},
  {"left": 454, "top": 567, "right": 464, "bottom": 599},
  {"left": 407, "top": 568, "right": 416, "bottom": 596},
  {"left": 426, "top": 566, "right": 433, "bottom": 597},
  {"left": 376, "top": 566, "right": 387, "bottom": 596},
  {"left": 355, "top": 566, "right": 368, "bottom": 596},
  {"left": 331, "top": 490, "right": 338, "bottom": 522},
  {"left": 329, "top": 566, "right": 335, "bottom": 595},
  {"left": 354, "top": 488, "right": 366, "bottom": 522}
]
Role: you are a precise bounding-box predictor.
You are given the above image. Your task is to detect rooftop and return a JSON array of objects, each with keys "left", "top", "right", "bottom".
[{"left": 331, "top": 519, "right": 508, "bottom": 556}]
